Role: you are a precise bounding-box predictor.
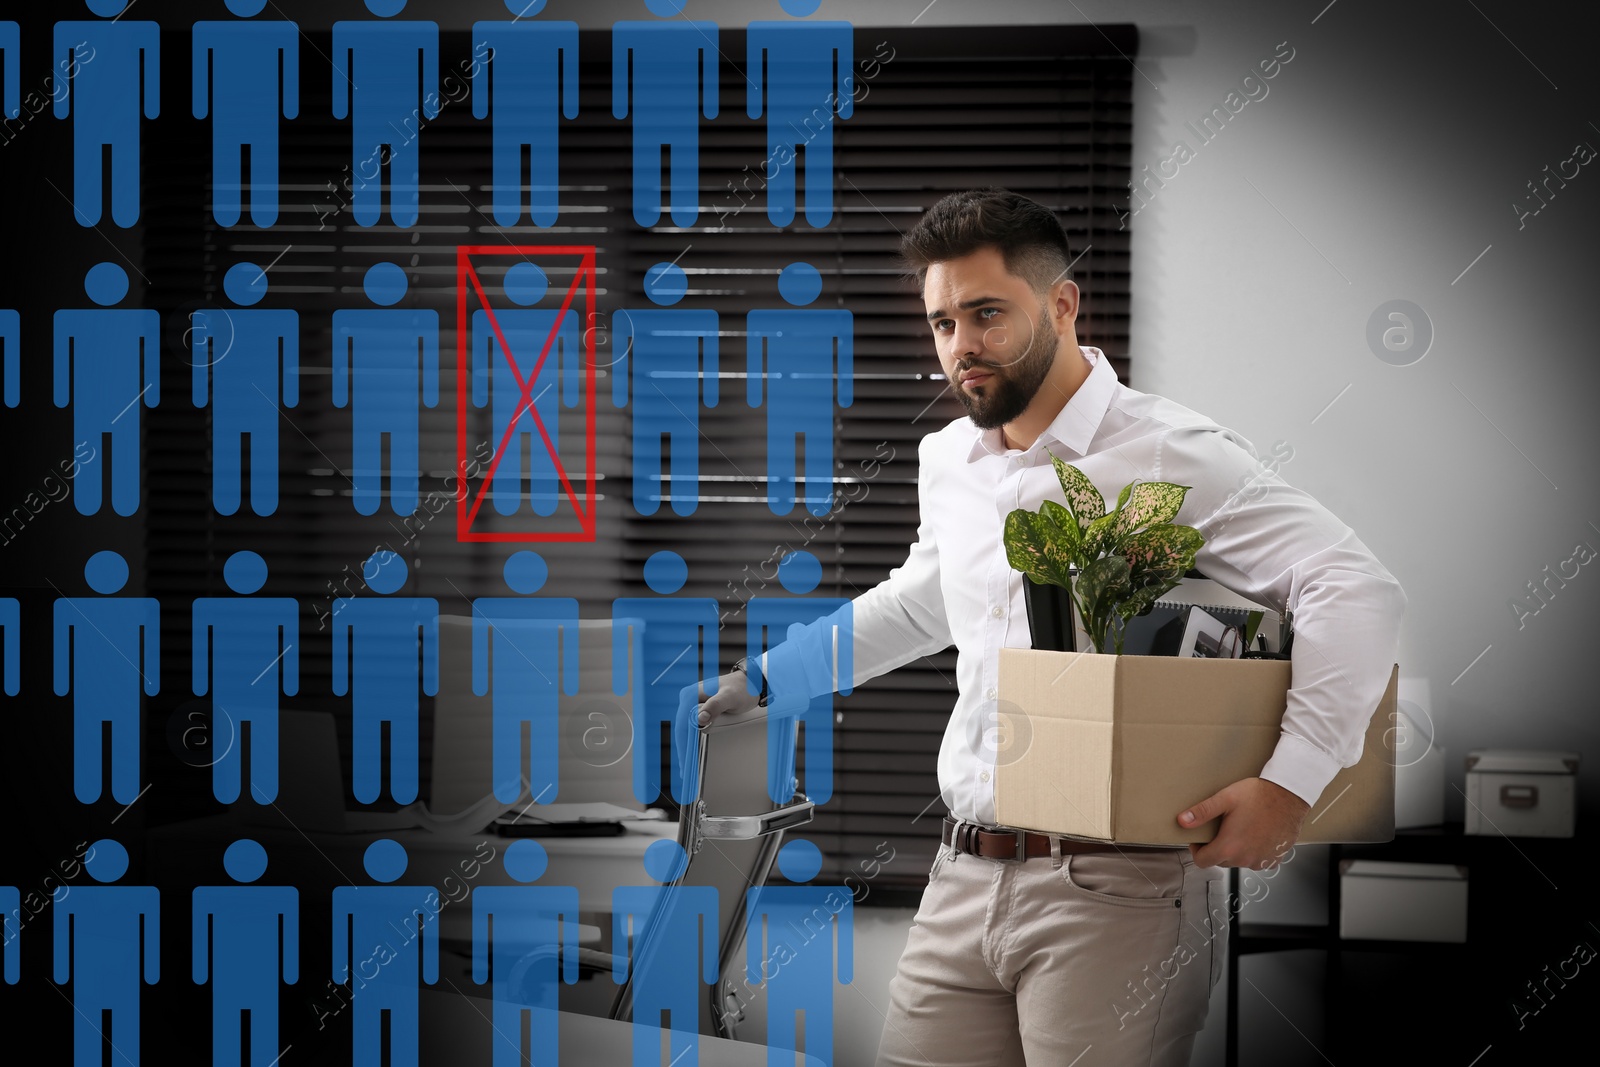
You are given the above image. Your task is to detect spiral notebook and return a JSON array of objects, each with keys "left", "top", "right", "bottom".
[{"left": 1098, "top": 576, "right": 1288, "bottom": 657}]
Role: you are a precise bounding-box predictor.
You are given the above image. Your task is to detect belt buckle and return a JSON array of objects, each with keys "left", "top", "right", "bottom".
[
  {"left": 953, "top": 820, "right": 1028, "bottom": 860},
  {"left": 991, "top": 824, "right": 1026, "bottom": 862}
]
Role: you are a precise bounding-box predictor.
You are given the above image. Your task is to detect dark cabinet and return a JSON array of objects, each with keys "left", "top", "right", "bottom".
[{"left": 1223, "top": 822, "right": 1586, "bottom": 1065}]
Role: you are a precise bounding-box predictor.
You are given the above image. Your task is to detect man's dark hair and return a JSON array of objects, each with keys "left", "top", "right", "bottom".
[{"left": 900, "top": 187, "right": 1074, "bottom": 293}]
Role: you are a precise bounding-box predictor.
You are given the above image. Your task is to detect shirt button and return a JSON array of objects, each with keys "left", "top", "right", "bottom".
[
  {"left": 986, "top": 687, "right": 997, "bottom": 700},
  {"left": 991, "top": 606, "right": 1004, "bottom": 618},
  {"left": 980, "top": 771, "right": 991, "bottom": 782}
]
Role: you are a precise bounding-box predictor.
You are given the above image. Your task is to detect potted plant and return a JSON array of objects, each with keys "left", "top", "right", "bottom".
[{"left": 1003, "top": 451, "right": 1204, "bottom": 654}]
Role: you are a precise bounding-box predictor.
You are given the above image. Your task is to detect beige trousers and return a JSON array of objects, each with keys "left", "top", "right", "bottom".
[{"left": 874, "top": 833, "right": 1229, "bottom": 1067}]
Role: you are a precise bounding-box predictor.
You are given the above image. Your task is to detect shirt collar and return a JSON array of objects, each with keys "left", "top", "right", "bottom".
[{"left": 965, "top": 346, "right": 1117, "bottom": 462}]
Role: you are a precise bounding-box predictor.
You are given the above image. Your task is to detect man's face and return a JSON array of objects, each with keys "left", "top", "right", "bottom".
[{"left": 922, "top": 246, "right": 1063, "bottom": 430}]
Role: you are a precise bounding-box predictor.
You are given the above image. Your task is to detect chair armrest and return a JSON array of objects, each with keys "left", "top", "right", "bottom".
[{"left": 697, "top": 798, "right": 815, "bottom": 841}]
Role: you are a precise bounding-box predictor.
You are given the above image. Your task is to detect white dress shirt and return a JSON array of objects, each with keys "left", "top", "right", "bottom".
[{"left": 763, "top": 345, "right": 1407, "bottom": 826}]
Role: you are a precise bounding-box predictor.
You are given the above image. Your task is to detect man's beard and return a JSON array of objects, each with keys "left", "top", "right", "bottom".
[{"left": 955, "top": 309, "right": 1058, "bottom": 430}]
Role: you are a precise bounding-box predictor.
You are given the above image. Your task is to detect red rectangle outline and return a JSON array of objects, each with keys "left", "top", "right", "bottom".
[{"left": 456, "top": 245, "right": 598, "bottom": 543}]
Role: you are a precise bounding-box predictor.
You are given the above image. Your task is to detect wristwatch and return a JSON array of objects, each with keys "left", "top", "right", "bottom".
[{"left": 733, "top": 657, "right": 770, "bottom": 707}]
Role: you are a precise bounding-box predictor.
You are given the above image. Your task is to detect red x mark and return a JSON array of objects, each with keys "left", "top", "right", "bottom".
[{"left": 456, "top": 246, "right": 597, "bottom": 542}]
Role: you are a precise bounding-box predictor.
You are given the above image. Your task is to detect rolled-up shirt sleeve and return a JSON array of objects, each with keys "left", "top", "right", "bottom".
[
  {"left": 762, "top": 436, "right": 955, "bottom": 715},
  {"left": 1158, "top": 424, "right": 1408, "bottom": 807}
]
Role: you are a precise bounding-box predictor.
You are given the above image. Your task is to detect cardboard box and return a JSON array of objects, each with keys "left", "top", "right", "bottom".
[
  {"left": 1464, "top": 749, "right": 1579, "bottom": 838},
  {"left": 1339, "top": 860, "right": 1467, "bottom": 942},
  {"left": 994, "top": 650, "right": 1398, "bottom": 845}
]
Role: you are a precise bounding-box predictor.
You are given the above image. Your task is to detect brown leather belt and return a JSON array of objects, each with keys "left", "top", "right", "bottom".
[{"left": 942, "top": 815, "right": 1182, "bottom": 860}]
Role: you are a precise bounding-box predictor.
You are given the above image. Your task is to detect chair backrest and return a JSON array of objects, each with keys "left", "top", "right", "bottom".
[
  {"left": 429, "top": 615, "right": 647, "bottom": 816},
  {"left": 609, "top": 700, "right": 814, "bottom": 1038}
]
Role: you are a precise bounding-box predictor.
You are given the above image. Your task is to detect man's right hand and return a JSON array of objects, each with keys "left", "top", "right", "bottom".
[
  {"left": 672, "top": 669, "right": 765, "bottom": 799},
  {"left": 684, "top": 669, "right": 764, "bottom": 729}
]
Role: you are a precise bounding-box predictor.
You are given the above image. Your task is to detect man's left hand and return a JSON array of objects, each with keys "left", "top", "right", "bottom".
[{"left": 1177, "top": 777, "right": 1309, "bottom": 870}]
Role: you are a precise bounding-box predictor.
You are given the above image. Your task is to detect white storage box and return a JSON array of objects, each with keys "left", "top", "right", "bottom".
[
  {"left": 1339, "top": 860, "right": 1467, "bottom": 943},
  {"left": 1464, "top": 749, "right": 1578, "bottom": 838}
]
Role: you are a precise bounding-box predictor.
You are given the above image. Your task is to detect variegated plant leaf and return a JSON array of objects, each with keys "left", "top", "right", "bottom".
[
  {"left": 1042, "top": 536, "right": 1079, "bottom": 588},
  {"left": 1004, "top": 510, "right": 1071, "bottom": 588},
  {"left": 1081, "top": 511, "right": 1119, "bottom": 562},
  {"left": 1040, "top": 499, "right": 1083, "bottom": 556},
  {"left": 1049, "top": 452, "right": 1105, "bottom": 528},
  {"left": 1002, "top": 510, "right": 1047, "bottom": 580},
  {"left": 1108, "top": 481, "right": 1192, "bottom": 543},
  {"left": 1117, "top": 581, "right": 1168, "bottom": 621},
  {"left": 1115, "top": 482, "right": 1133, "bottom": 512},
  {"left": 1120, "top": 523, "right": 1203, "bottom": 577},
  {"left": 1076, "top": 554, "right": 1131, "bottom": 620}
]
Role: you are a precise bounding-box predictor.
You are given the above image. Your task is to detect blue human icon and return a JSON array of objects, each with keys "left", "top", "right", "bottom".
[
  {"left": 193, "top": 1, "right": 300, "bottom": 227},
  {"left": 0, "top": 883, "right": 17, "bottom": 984},
  {"left": 1, "top": 308, "right": 16, "bottom": 407},
  {"left": 54, "top": 840, "right": 159, "bottom": 1067},
  {"left": 744, "top": 839, "right": 851, "bottom": 1066},
  {"left": 333, "top": 552, "right": 438, "bottom": 805},
  {"left": 748, "top": 263, "right": 853, "bottom": 516},
  {"left": 193, "top": 840, "right": 299, "bottom": 1067},
  {"left": 1, "top": 21, "right": 19, "bottom": 120},
  {"left": 746, "top": 551, "right": 852, "bottom": 804},
  {"left": 474, "top": 551, "right": 580, "bottom": 803},
  {"left": 193, "top": 263, "right": 300, "bottom": 516},
  {"left": 54, "top": 262, "right": 160, "bottom": 516},
  {"left": 0, "top": 596, "right": 17, "bottom": 696},
  {"left": 333, "top": 263, "right": 439, "bottom": 516},
  {"left": 613, "top": 839, "right": 717, "bottom": 1067},
  {"left": 472, "top": 2, "right": 579, "bottom": 227},
  {"left": 54, "top": 2, "right": 160, "bottom": 227},
  {"left": 332, "top": 840, "right": 439, "bottom": 1067},
  {"left": 613, "top": 551, "right": 718, "bottom": 804},
  {"left": 613, "top": 0, "right": 719, "bottom": 227},
  {"left": 471, "top": 841, "right": 581, "bottom": 1067},
  {"left": 613, "top": 263, "right": 718, "bottom": 517},
  {"left": 332, "top": 1, "right": 439, "bottom": 228},
  {"left": 55, "top": 551, "right": 159, "bottom": 805},
  {"left": 192, "top": 552, "right": 299, "bottom": 804},
  {"left": 747, "top": 1, "right": 853, "bottom": 227},
  {"left": 472, "top": 262, "right": 583, "bottom": 516}
]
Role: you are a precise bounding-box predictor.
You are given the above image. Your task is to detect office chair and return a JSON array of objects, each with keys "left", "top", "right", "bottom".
[{"left": 599, "top": 699, "right": 815, "bottom": 1039}]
